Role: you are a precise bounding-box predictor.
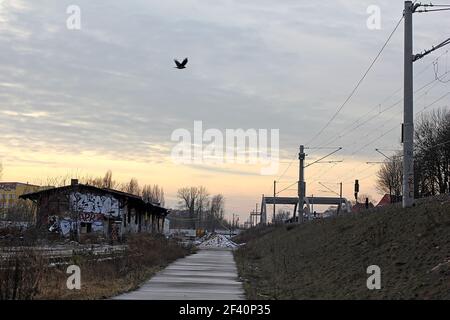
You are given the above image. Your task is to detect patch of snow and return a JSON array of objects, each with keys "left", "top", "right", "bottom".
[{"left": 197, "top": 233, "right": 238, "bottom": 249}]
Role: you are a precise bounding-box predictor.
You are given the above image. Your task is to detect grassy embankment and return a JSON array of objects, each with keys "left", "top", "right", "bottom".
[{"left": 234, "top": 195, "right": 450, "bottom": 299}]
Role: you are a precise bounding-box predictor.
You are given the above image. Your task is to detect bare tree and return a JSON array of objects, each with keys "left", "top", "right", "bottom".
[
  {"left": 177, "top": 186, "right": 209, "bottom": 229},
  {"left": 376, "top": 153, "right": 403, "bottom": 200},
  {"left": 84, "top": 175, "right": 103, "bottom": 188},
  {"left": 415, "top": 109, "right": 450, "bottom": 196},
  {"left": 273, "top": 209, "right": 290, "bottom": 224},
  {"left": 375, "top": 109, "right": 450, "bottom": 201},
  {"left": 122, "top": 178, "right": 140, "bottom": 196},
  {"left": 357, "top": 193, "right": 376, "bottom": 204},
  {"left": 42, "top": 174, "right": 71, "bottom": 188},
  {"left": 102, "top": 170, "right": 114, "bottom": 189},
  {"left": 207, "top": 194, "right": 225, "bottom": 231},
  {"left": 142, "top": 184, "right": 165, "bottom": 206}
]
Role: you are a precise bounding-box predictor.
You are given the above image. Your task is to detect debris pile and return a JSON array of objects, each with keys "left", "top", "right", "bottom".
[{"left": 197, "top": 233, "right": 238, "bottom": 249}]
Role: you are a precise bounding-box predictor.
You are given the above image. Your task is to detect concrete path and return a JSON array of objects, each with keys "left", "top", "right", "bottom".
[{"left": 114, "top": 248, "right": 245, "bottom": 300}]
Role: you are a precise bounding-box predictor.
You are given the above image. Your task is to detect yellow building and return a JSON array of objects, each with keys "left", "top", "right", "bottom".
[{"left": 0, "top": 182, "right": 41, "bottom": 214}]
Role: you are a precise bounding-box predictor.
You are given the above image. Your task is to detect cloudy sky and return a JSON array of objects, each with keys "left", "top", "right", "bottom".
[{"left": 0, "top": 0, "right": 449, "bottom": 222}]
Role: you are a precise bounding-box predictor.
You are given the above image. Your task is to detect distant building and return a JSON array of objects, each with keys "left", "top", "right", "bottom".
[
  {"left": 20, "top": 179, "right": 169, "bottom": 241},
  {"left": 376, "top": 194, "right": 391, "bottom": 207},
  {"left": 0, "top": 182, "right": 42, "bottom": 216},
  {"left": 376, "top": 194, "right": 402, "bottom": 207},
  {"left": 352, "top": 201, "right": 374, "bottom": 213}
]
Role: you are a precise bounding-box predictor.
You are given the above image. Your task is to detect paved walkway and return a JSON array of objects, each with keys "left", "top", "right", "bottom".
[{"left": 114, "top": 248, "right": 245, "bottom": 300}]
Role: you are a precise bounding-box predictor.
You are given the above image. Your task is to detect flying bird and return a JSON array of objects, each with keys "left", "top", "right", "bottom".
[{"left": 174, "top": 58, "right": 188, "bottom": 69}]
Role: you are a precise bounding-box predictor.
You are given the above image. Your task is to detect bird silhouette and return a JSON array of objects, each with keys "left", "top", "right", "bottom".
[{"left": 174, "top": 58, "right": 188, "bottom": 69}]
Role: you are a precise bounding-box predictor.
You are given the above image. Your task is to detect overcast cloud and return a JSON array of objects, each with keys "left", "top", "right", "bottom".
[{"left": 0, "top": 0, "right": 449, "bottom": 181}]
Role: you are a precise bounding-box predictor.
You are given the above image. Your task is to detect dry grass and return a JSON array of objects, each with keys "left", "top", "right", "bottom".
[
  {"left": 234, "top": 195, "right": 450, "bottom": 300},
  {"left": 0, "top": 248, "right": 46, "bottom": 299},
  {"left": 0, "top": 234, "right": 189, "bottom": 300}
]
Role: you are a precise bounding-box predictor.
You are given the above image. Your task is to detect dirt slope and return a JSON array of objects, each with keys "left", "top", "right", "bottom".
[{"left": 234, "top": 195, "right": 450, "bottom": 299}]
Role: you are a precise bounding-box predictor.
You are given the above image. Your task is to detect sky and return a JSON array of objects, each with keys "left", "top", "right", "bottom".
[{"left": 0, "top": 0, "right": 449, "bottom": 223}]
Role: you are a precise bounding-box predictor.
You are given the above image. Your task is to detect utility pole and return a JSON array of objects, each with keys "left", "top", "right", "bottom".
[
  {"left": 273, "top": 180, "right": 276, "bottom": 223},
  {"left": 298, "top": 145, "right": 306, "bottom": 223},
  {"left": 354, "top": 179, "right": 359, "bottom": 204},
  {"left": 231, "top": 213, "right": 235, "bottom": 237},
  {"left": 402, "top": 2, "right": 450, "bottom": 207},
  {"left": 403, "top": 0, "right": 415, "bottom": 208},
  {"left": 337, "top": 182, "right": 343, "bottom": 215}
]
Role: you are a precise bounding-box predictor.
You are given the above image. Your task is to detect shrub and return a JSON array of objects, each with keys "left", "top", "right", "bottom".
[{"left": 0, "top": 247, "right": 46, "bottom": 300}]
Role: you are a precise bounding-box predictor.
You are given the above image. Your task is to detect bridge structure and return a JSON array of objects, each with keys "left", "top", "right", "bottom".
[{"left": 260, "top": 195, "right": 351, "bottom": 224}]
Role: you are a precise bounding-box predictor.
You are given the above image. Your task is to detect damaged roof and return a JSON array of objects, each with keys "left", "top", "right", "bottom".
[{"left": 20, "top": 183, "right": 169, "bottom": 215}]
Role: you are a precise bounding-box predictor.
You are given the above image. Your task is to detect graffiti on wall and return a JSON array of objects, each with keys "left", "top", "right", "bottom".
[
  {"left": 70, "top": 192, "right": 119, "bottom": 217},
  {"left": 48, "top": 215, "right": 76, "bottom": 237},
  {"left": 79, "top": 212, "right": 103, "bottom": 222}
]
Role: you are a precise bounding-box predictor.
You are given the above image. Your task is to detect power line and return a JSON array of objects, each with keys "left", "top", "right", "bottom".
[
  {"left": 276, "top": 153, "right": 297, "bottom": 181},
  {"left": 433, "top": 50, "right": 450, "bottom": 83},
  {"left": 344, "top": 138, "right": 450, "bottom": 184},
  {"left": 305, "top": 147, "right": 342, "bottom": 168},
  {"left": 276, "top": 181, "right": 298, "bottom": 195},
  {"left": 344, "top": 91, "right": 449, "bottom": 158},
  {"left": 417, "top": 7, "right": 450, "bottom": 12},
  {"left": 274, "top": 56, "right": 447, "bottom": 195},
  {"left": 415, "top": 91, "right": 450, "bottom": 115},
  {"left": 320, "top": 74, "right": 445, "bottom": 148},
  {"left": 421, "top": 3, "right": 450, "bottom": 6},
  {"left": 316, "top": 49, "right": 449, "bottom": 150},
  {"left": 309, "top": 163, "right": 339, "bottom": 185},
  {"left": 339, "top": 78, "right": 444, "bottom": 155},
  {"left": 350, "top": 125, "right": 399, "bottom": 156},
  {"left": 306, "top": 14, "right": 404, "bottom": 146}
]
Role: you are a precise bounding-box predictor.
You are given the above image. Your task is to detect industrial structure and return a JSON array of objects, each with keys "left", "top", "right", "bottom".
[
  {"left": 0, "top": 182, "right": 42, "bottom": 216},
  {"left": 20, "top": 179, "right": 169, "bottom": 241}
]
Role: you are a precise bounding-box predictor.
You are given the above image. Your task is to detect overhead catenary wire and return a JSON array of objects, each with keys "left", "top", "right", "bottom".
[
  {"left": 346, "top": 93, "right": 438, "bottom": 156},
  {"left": 344, "top": 138, "right": 450, "bottom": 184},
  {"left": 334, "top": 92, "right": 450, "bottom": 182},
  {"left": 306, "top": 14, "right": 404, "bottom": 146},
  {"left": 276, "top": 181, "right": 299, "bottom": 195},
  {"left": 416, "top": 7, "right": 450, "bottom": 12},
  {"left": 277, "top": 13, "right": 443, "bottom": 186},
  {"left": 266, "top": 2, "right": 449, "bottom": 206},
  {"left": 276, "top": 152, "right": 297, "bottom": 182},
  {"left": 305, "top": 148, "right": 342, "bottom": 168},
  {"left": 320, "top": 72, "right": 446, "bottom": 148},
  {"left": 338, "top": 75, "right": 447, "bottom": 158}
]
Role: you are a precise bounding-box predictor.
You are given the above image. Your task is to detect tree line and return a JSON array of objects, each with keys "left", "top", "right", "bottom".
[
  {"left": 32, "top": 170, "right": 166, "bottom": 206},
  {"left": 377, "top": 108, "right": 450, "bottom": 200},
  {"left": 174, "top": 186, "right": 230, "bottom": 231}
]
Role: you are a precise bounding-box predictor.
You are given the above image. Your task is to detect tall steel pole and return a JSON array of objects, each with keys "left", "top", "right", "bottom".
[
  {"left": 403, "top": 1, "right": 414, "bottom": 208},
  {"left": 273, "top": 180, "right": 276, "bottom": 223},
  {"left": 338, "top": 182, "right": 343, "bottom": 215},
  {"left": 298, "top": 145, "right": 305, "bottom": 223}
]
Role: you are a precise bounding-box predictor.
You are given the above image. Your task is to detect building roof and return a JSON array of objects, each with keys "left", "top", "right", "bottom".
[
  {"left": 0, "top": 182, "right": 41, "bottom": 187},
  {"left": 20, "top": 183, "right": 169, "bottom": 215},
  {"left": 376, "top": 194, "right": 395, "bottom": 207}
]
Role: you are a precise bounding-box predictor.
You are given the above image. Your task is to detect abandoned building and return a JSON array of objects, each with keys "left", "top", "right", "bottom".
[{"left": 20, "top": 179, "right": 169, "bottom": 241}]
